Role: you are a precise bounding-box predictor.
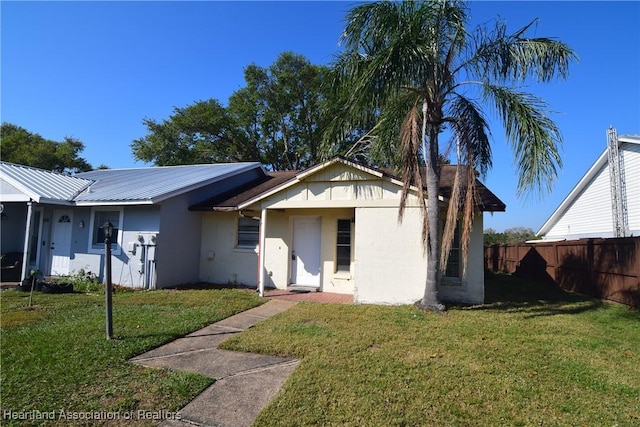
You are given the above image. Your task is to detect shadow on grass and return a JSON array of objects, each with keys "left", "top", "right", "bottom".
[{"left": 470, "top": 271, "right": 605, "bottom": 317}]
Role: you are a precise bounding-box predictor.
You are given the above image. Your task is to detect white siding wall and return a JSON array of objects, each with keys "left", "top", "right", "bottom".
[
  {"left": 545, "top": 165, "right": 614, "bottom": 239},
  {"left": 623, "top": 142, "right": 640, "bottom": 236},
  {"left": 545, "top": 142, "right": 639, "bottom": 240}
]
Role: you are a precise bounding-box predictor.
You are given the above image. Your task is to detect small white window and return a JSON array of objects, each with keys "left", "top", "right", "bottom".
[
  {"left": 237, "top": 217, "right": 259, "bottom": 248},
  {"left": 88, "top": 208, "right": 123, "bottom": 254}
]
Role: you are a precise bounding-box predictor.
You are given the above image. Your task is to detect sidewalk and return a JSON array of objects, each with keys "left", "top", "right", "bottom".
[{"left": 131, "top": 299, "right": 299, "bottom": 427}]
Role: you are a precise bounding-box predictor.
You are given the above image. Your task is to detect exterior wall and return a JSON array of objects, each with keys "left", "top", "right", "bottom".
[
  {"left": 65, "top": 205, "right": 161, "bottom": 288},
  {"left": 353, "top": 206, "right": 427, "bottom": 304},
  {"left": 623, "top": 142, "right": 640, "bottom": 236},
  {"left": 438, "top": 214, "right": 485, "bottom": 304},
  {"left": 544, "top": 142, "right": 639, "bottom": 240},
  {"left": 199, "top": 211, "right": 259, "bottom": 286},
  {"left": 156, "top": 193, "right": 201, "bottom": 288},
  {"left": 544, "top": 165, "right": 615, "bottom": 239},
  {"left": 261, "top": 208, "right": 355, "bottom": 294}
]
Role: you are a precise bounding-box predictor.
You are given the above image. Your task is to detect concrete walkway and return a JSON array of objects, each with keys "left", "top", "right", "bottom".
[{"left": 131, "top": 299, "right": 299, "bottom": 427}]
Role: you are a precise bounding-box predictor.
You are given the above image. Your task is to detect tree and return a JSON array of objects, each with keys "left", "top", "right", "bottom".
[
  {"left": 1, "top": 123, "right": 92, "bottom": 173},
  {"left": 329, "top": 1, "right": 576, "bottom": 310},
  {"left": 132, "top": 52, "right": 331, "bottom": 170},
  {"left": 229, "top": 52, "right": 331, "bottom": 170},
  {"left": 484, "top": 227, "right": 539, "bottom": 244},
  {"left": 131, "top": 99, "right": 259, "bottom": 166}
]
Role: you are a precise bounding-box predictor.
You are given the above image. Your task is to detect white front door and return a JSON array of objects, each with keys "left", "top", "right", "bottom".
[
  {"left": 50, "top": 210, "right": 73, "bottom": 275},
  {"left": 291, "top": 217, "right": 321, "bottom": 287}
]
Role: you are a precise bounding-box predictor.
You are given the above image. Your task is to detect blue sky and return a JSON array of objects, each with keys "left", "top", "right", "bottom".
[{"left": 2, "top": 1, "right": 639, "bottom": 233}]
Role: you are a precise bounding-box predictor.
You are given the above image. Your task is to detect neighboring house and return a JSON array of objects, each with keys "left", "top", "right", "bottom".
[
  {"left": 538, "top": 134, "right": 640, "bottom": 240},
  {"left": 1, "top": 157, "right": 505, "bottom": 305},
  {"left": 191, "top": 157, "right": 505, "bottom": 305},
  {"left": 0, "top": 161, "right": 267, "bottom": 288}
]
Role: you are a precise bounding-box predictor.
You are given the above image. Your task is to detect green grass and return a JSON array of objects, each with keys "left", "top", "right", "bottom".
[
  {"left": 221, "top": 274, "right": 640, "bottom": 427},
  {"left": 1, "top": 287, "right": 263, "bottom": 426}
]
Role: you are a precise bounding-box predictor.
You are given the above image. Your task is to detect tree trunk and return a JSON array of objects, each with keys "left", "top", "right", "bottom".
[{"left": 419, "top": 123, "right": 445, "bottom": 312}]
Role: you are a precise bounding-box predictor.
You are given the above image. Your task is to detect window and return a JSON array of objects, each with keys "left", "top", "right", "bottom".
[
  {"left": 89, "top": 208, "right": 122, "bottom": 253},
  {"left": 237, "top": 217, "right": 259, "bottom": 248},
  {"left": 444, "top": 225, "right": 461, "bottom": 278},
  {"left": 336, "top": 219, "right": 352, "bottom": 272}
]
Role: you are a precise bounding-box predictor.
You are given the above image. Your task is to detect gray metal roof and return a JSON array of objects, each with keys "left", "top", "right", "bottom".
[
  {"left": 75, "top": 163, "right": 262, "bottom": 204},
  {"left": 0, "top": 162, "right": 93, "bottom": 204}
]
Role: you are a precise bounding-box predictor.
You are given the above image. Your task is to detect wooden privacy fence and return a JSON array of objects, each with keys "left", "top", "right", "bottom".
[{"left": 484, "top": 237, "right": 640, "bottom": 308}]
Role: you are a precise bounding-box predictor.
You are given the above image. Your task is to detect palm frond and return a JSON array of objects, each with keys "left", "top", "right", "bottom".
[
  {"left": 446, "top": 94, "right": 492, "bottom": 177},
  {"left": 483, "top": 83, "right": 563, "bottom": 196},
  {"left": 398, "top": 104, "right": 428, "bottom": 244},
  {"left": 463, "top": 18, "right": 577, "bottom": 84}
]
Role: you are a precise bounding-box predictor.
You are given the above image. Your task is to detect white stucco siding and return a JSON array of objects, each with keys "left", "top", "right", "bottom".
[
  {"left": 622, "top": 142, "right": 640, "bottom": 236},
  {"left": 438, "top": 214, "right": 485, "bottom": 304},
  {"left": 353, "top": 206, "right": 427, "bottom": 305},
  {"left": 544, "top": 165, "right": 615, "bottom": 239},
  {"left": 200, "top": 212, "right": 258, "bottom": 286}
]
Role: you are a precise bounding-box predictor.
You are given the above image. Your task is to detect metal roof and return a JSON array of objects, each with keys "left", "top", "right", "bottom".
[
  {"left": 0, "top": 162, "right": 93, "bottom": 204},
  {"left": 75, "top": 163, "right": 262, "bottom": 204}
]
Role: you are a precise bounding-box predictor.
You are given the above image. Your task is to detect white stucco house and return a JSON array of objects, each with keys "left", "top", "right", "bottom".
[
  {"left": 1, "top": 157, "right": 505, "bottom": 305},
  {"left": 191, "top": 157, "right": 505, "bottom": 304},
  {"left": 537, "top": 134, "right": 640, "bottom": 240}
]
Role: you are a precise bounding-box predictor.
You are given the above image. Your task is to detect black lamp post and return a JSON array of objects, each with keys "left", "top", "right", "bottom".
[{"left": 103, "top": 221, "right": 114, "bottom": 340}]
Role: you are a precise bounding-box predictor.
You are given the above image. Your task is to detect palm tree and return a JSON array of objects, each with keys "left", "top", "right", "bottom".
[{"left": 326, "top": 0, "right": 577, "bottom": 311}]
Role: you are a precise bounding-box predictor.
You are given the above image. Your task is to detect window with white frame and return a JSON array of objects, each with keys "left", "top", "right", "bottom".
[
  {"left": 89, "top": 208, "right": 122, "bottom": 253},
  {"left": 336, "top": 219, "right": 352, "bottom": 272},
  {"left": 237, "top": 217, "right": 260, "bottom": 248}
]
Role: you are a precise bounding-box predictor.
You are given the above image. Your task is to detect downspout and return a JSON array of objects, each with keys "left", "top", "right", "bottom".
[
  {"left": 21, "top": 201, "right": 33, "bottom": 281},
  {"left": 258, "top": 208, "right": 267, "bottom": 297}
]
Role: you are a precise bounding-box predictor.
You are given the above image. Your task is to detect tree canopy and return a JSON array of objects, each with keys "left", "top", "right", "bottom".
[
  {"left": 131, "top": 52, "right": 332, "bottom": 170},
  {"left": 1, "top": 123, "right": 92, "bottom": 173},
  {"left": 484, "top": 227, "right": 539, "bottom": 245}
]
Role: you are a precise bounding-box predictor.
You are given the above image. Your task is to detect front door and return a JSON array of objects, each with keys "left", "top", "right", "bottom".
[
  {"left": 291, "top": 217, "right": 321, "bottom": 287},
  {"left": 50, "top": 210, "right": 73, "bottom": 275}
]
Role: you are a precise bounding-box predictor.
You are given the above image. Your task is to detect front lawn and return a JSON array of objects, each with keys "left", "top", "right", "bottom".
[
  {"left": 0, "top": 287, "right": 263, "bottom": 425},
  {"left": 222, "top": 274, "right": 640, "bottom": 426}
]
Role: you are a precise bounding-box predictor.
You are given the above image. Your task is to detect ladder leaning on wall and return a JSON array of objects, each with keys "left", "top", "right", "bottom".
[{"left": 607, "top": 126, "right": 629, "bottom": 237}]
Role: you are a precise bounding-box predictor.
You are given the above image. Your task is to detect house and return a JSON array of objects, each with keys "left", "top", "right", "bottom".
[
  {"left": 0, "top": 161, "right": 267, "bottom": 288},
  {"left": 537, "top": 134, "right": 640, "bottom": 240},
  {"left": 1, "top": 157, "right": 505, "bottom": 305},
  {"left": 191, "top": 157, "right": 505, "bottom": 305}
]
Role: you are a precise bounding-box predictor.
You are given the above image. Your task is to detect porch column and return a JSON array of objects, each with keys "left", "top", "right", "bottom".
[
  {"left": 258, "top": 208, "right": 267, "bottom": 297},
  {"left": 21, "top": 201, "right": 33, "bottom": 281}
]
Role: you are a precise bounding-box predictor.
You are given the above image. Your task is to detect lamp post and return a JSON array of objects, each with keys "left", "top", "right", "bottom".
[{"left": 103, "top": 221, "right": 113, "bottom": 340}]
